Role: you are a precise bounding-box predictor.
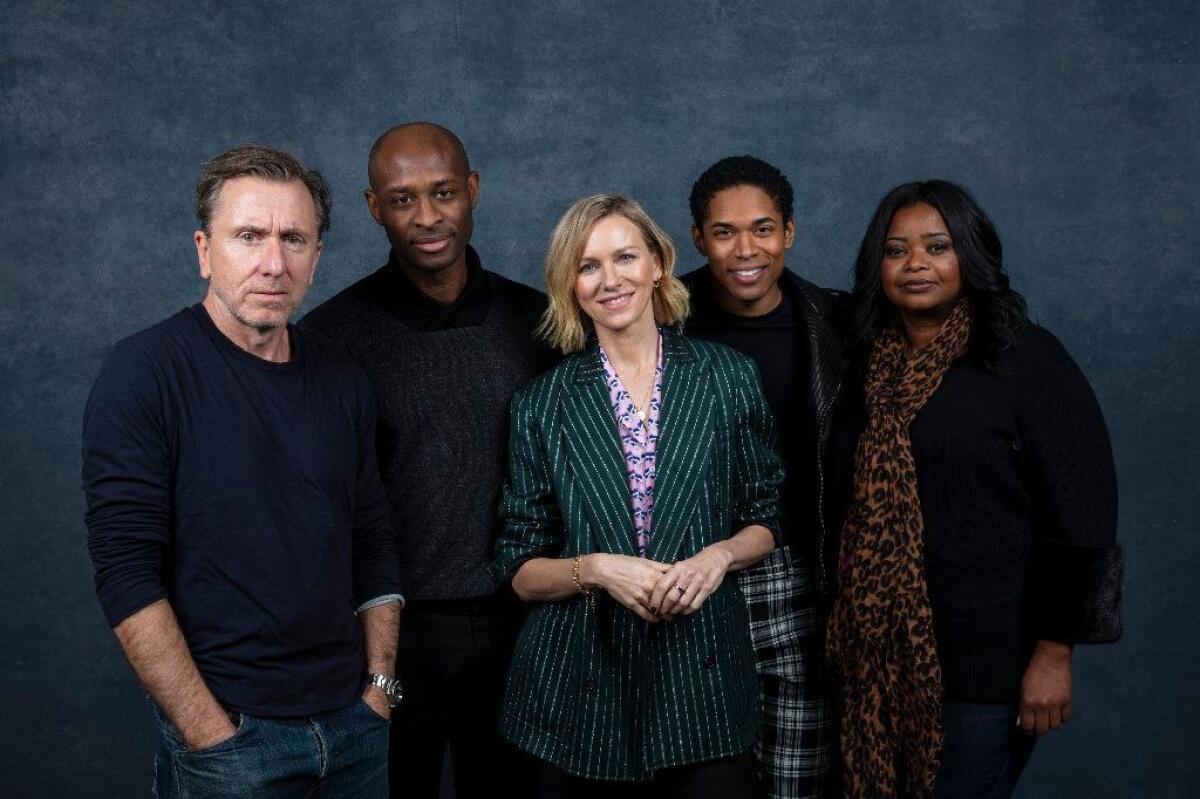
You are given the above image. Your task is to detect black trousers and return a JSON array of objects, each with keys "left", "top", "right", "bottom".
[
  {"left": 543, "top": 753, "right": 763, "bottom": 799},
  {"left": 390, "top": 597, "right": 538, "bottom": 798}
]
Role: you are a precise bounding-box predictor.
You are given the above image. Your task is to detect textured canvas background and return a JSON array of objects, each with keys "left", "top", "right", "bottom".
[{"left": 2, "top": 1, "right": 1196, "bottom": 795}]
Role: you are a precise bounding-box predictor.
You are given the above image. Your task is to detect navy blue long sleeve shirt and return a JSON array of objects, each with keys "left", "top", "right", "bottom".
[{"left": 82, "top": 304, "right": 402, "bottom": 716}]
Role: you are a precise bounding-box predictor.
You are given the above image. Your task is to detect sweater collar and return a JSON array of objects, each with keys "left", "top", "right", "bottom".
[{"left": 374, "top": 245, "right": 492, "bottom": 330}]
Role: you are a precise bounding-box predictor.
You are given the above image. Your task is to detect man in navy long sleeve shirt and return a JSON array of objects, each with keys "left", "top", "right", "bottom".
[{"left": 82, "top": 145, "right": 403, "bottom": 798}]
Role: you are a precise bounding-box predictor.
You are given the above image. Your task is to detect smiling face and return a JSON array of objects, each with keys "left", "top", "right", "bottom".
[
  {"left": 574, "top": 213, "right": 663, "bottom": 341},
  {"left": 365, "top": 131, "right": 478, "bottom": 278},
  {"left": 880, "top": 202, "right": 963, "bottom": 323},
  {"left": 691, "top": 184, "right": 795, "bottom": 316},
  {"left": 194, "top": 176, "right": 321, "bottom": 338}
]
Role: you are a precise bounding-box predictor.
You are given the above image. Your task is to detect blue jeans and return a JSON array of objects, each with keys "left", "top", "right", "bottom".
[
  {"left": 934, "top": 702, "right": 1036, "bottom": 799},
  {"left": 152, "top": 699, "right": 390, "bottom": 798}
]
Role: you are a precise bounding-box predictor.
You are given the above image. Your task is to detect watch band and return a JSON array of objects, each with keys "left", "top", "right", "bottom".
[{"left": 367, "top": 672, "right": 404, "bottom": 708}]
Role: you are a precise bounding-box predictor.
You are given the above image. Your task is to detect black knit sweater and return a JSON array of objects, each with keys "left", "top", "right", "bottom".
[
  {"left": 830, "top": 323, "right": 1122, "bottom": 703},
  {"left": 301, "top": 248, "right": 555, "bottom": 601}
]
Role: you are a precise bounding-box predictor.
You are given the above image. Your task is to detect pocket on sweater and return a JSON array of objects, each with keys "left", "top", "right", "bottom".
[{"left": 737, "top": 546, "right": 813, "bottom": 679}]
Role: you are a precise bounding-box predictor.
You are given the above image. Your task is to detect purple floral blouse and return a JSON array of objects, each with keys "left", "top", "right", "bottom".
[{"left": 599, "top": 335, "right": 665, "bottom": 558}]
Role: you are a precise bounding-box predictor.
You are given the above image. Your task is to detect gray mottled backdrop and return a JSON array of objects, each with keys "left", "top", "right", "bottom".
[{"left": 2, "top": 1, "right": 1196, "bottom": 796}]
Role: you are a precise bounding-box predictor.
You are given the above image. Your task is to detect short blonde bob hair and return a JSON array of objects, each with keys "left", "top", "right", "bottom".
[{"left": 538, "top": 194, "right": 690, "bottom": 354}]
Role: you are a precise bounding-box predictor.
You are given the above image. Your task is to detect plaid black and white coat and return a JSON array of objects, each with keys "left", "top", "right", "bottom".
[
  {"left": 683, "top": 268, "right": 853, "bottom": 799},
  {"left": 492, "top": 332, "right": 783, "bottom": 782}
]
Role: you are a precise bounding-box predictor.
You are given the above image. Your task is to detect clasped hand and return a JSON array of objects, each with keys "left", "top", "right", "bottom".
[{"left": 587, "top": 546, "right": 733, "bottom": 622}]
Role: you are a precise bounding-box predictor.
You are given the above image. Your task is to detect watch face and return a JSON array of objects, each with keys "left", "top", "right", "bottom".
[{"left": 370, "top": 673, "right": 403, "bottom": 707}]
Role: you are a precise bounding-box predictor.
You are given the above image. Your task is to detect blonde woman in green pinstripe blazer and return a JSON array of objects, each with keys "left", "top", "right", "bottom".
[{"left": 492, "top": 195, "right": 783, "bottom": 797}]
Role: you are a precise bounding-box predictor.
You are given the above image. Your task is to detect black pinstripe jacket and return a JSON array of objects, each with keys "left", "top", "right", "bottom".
[{"left": 492, "top": 331, "right": 783, "bottom": 781}]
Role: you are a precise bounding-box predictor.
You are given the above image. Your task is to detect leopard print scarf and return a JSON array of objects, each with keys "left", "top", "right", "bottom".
[{"left": 827, "top": 299, "right": 973, "bottom": 799}]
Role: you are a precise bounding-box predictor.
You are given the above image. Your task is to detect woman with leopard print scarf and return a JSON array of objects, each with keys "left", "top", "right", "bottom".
[{"left": 827, "top": 181, "right": 1122, "bottom": 798}]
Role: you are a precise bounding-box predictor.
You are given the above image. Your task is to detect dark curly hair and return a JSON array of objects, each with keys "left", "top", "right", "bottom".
[
  {"left": 849, "top": 180, "right": 1028, "bottom": 370},
  {"left": 689, "top": 155, "right": 794, "bottom": 228}
]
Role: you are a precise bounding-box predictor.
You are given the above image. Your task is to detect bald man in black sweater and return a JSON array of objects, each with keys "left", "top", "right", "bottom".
[{"left": 302, "top": 123, "right": 551, "bottom": 799}]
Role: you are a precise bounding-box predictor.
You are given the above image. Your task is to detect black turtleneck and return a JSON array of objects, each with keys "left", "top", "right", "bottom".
[
  {"left": 301, "top": 247, "right": 556, "bottom": 601},
  {"left": 366, "top": 245, "right": 493, "bottom": 331}
]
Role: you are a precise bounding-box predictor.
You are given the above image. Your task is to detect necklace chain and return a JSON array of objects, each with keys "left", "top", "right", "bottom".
[
  {"left": 607, "top": 338, "right": 658, "bottom": 421},
  {"left": 634, "top": 376, "right": 654, "bottom": 420}
]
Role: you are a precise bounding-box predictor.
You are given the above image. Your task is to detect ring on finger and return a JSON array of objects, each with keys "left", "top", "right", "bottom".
[{"left": 676, "top": 585, "right": 687, "bottom": 595}]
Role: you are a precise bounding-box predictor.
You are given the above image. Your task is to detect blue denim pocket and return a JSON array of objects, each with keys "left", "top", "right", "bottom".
[
  {"left": 152, "top": 702, "right": 246, "bottom": 755},
  {"left": 353, "top": 696, "right": 392, "bottom": 725},
  {"left": 151, "top": 705, "right": 262, "bottom": 799}
]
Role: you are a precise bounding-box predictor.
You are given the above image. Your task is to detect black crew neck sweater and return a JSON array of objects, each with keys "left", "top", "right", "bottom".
[
  {"left": 683, "top": 270, "right": 812, "bottom": 552},
  {"left": 82, "top": 305, "right": 401, "bottom": 716}
]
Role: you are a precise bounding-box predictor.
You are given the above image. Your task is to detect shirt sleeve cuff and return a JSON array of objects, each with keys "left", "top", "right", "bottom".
[
  {"left": 735, "top": 518, "right": 782, "bottom": 548},
  {"left": 355, "top": 594, "right": 405, "bottom": 614}
]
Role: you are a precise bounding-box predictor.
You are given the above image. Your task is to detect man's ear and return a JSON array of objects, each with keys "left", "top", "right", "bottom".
[
  {"left": 690, "top": 224, "right": 708, "bottom": 258},
  {"left": 468, "top": 170, "right": 480, "bottom": 209},
  {"left": 195, "top": 230, "right": 211, "bottom": 279},
  {"left": 365, "top": 189, "right": 384, "bottom": 226},
  {"left": 784, "top": 217, "right": 796, "bottom": 249},
  {"left": 308, "top": 239, "right": 323, "bottom": 286}
]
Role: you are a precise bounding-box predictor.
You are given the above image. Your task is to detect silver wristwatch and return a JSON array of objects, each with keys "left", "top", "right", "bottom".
[{"left": 367, "top": 672, "right": 404, "bottom": 708}]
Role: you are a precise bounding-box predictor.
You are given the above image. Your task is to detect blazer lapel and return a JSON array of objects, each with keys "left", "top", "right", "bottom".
[
  {"left": 646, "top": 333, "right": 714, "bottom": 565},
  {"left": 563, "top": 345, "right": 639, "bottom": 557}
]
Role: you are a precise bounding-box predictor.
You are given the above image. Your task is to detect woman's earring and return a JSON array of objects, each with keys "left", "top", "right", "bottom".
[{"left": 653, "top": 279, "right": 661, "bottom": 289}]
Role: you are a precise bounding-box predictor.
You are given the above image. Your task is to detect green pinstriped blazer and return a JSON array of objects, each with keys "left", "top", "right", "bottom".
[{"left": 492, "top": 330, "right": 783, "bottom": 781}]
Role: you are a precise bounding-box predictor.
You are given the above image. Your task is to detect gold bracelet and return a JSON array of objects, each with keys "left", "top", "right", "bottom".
[{"left": 572, "top": 555, "right": 594, "bottom": 604}]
